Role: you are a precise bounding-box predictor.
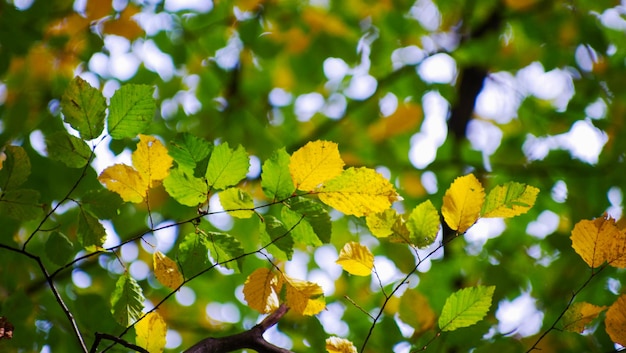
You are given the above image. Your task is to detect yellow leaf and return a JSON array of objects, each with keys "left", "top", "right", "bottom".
[
  {"left": 133, "top": 135, "right": 173, "bottom": 188},
  {"left": 85, "top": 0, "right": 113, "bottom": 20},
  {"left": 441, "top": 174, "right": 485, "bottom": 233},
  {"left": 153, "top": 251, "right": 183, "bottom": 289},
  {"left": 570, "top": 215, "right": 626, "bottom": 268},
  {"left": 135, "top": 311, "right": 167, "bottom": 353},
  {"left": 366, "top": 209, "right": 401, "bottom": 238},
  {"left": 561, "top": 302, "right": 606, "bottom": 333},
  {"left": 399, "top": 289, "right": 436, "bottom": 337},
  {"left": 284, "top": 275, "right": 325, "bottom": 316},
  {"left": 368, "top": 103, "right": 423, "bottom": 142},
  {"left": 318, "top": 167, "right": 401, "bottom": 217},
  {"left": 219, "top": 187, "right": 255, "bottom": 219},
  {"left": 326, "top": 336, "right": 357, "bottom": 353},
  {"left": 606, "top": 294, "right": 626, "bottom": 346},
  {"left": 482, "top": 182, "right": 539, "bottom": 218},
  {"left": 289, "top": 140, "right": 344, "bottom": 191},
  {"left": 98, "top": 164, "right": 146, "bottom": 203},
  {"left": 243, "top": 268, "right": 281, "bottom": 314},
  {"left": 336, "top": 242, "right": 374, "bottom": 276}
]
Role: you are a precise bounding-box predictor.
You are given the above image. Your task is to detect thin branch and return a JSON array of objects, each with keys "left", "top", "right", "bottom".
[{"left": 90, "top": 333, "right": 148, "bottom": 353}]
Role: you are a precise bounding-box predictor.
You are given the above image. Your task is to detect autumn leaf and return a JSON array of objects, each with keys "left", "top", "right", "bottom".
[
  {"left": 439, "top": 285, "right": 495, "bottom": 331},
  {"left": 368, "top": 103, "right": 423, "bottom": 142},
  {"left": 133, "top": 135, "right": 173, "bottom": 188},
  {"left": 102, "top": 4, "right": 144, "bottom": 40},
  {"left": 153, "top": 251, "right": 184, "bottom": 289},
  {"left": 284, "top": 275, "right": 325, "bottom": 315},
  {"left": 366, "top": 209, "right": 401, "bottom": 238},
  {"left": 243, "top": 268, "right": 281, "bottom": 314},
  {"left": 570, "top": 215, "right": 626, "bottom": 268},
  {"left": 135, "top": 311, "right": 166, "bottom": 353},
  {"left": 326, "top": 336, "right": 357, "bottom": 353},
  {"left": 289, "top": 140, "right": 344, "bottom": 191},
  {"left": 98, "top": 164, "right": 146, "bottom": 203},
  {"left": 482, "top": 182, "right": 539, "bottom": 218},
  {"left": 318, "top": 167, "right": 401, "bottom": 217},
  {"left": 560, "top": 302, "right": 606, "bottom": 333},
  {"left": 442, "top": 174, "right": 485, "bottom": 233},
  {"left": 606, "top": 294, "right": 626, "bottom": 346},
  {"left": 336, "top": 242, "right": 374, "bottom": 276},
  {"left": 406, "top": 200, "right": 440, "bottom": 248},
  {"left": 399, "top": 289, "right": 436, "bottom": 336}
]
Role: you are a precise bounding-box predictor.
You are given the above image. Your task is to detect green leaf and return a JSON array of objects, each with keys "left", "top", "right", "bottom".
[
  {"left": 199, "top": 228, "right": 244, "bottom": 272},
  {"left": 78, "top": 208, "right": 107, "bottom": 251},
  {"left": 169, "top": 133, "right": 213, "bottom": 173},
  {"left": 285, "top": 196, "right": 331, "bottom": 243},
  {"left": 205, "top": 142, "right": 249, "bottom": 190},
  {"left": 178, "top": 233, "right": 210, "bottom": 278},
  {"left": 60, "top": 76, "right": 106, "bottom": 140},
  {"left": 219, "top": 187, "right": 255, "bottom": 218},
  {"left": 45, "top": 232, "right": 74, "bottom": 266},
  {"left": 108, "top": 84, "right": 155, "bottom": 139},
  {"left": 163, "top": 168, "right": 207, "bottom": 207},
  {"left": 261, "top": 148, "right": 295, "bottom": 200},
  {"left": 45, "top": 131, "right": 92, "bottom": 168},
  {"left": 482, "top": 182, "right": 539, "bottom": 218},
  {"left": 260, "top": 215, "right": 294, "bottom": 260},
  {"left": 81, "top": 188, "right": 123, "bottom": 219},
  {"left": 0, "top": 189, "right": 41, "bottom": 220},
  {"left": 439, "top": 285, "right": 495, "bottom": 331},
  {"left": 0, "top": 146, "right": 31, "bottom": 190},
  {"left": 110, "top": 273, "right": 145, "bottom": 327},
  {"left": 406, "top": 200, "right": 441, "bottom": 248},
  {"left": 281, "top": 205, "right": 323, "bottom": 247}
]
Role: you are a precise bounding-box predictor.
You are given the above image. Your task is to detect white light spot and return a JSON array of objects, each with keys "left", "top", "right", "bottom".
[
  {"left": 465, "top": 218, "right": 506, "bottom": 255},
  {"left": 208, "top": 193, "right": 233, "bottom": 231},
  {"left": 421, "top": 171, "right": 438, "bottom": 194},
  {"left": 559, "top": 120, "right": 607, "bottom": 164},
  {"left": 72, "top": 270, "right": 92, "bottom": 288},
  {"left": 379, "top": 93, "right": 398, "bottom": 117},
  {"left": 417, "top": 53, "right": 456, "bottom": 84},
  {"left": 318, "top": 302, "right": 348, "bottom": 335},
  {"left": 88, "top": 52, "right": 109, "bottom": 77},
  {"left": 585, "top": 98, "right": 607, "bottom": 120},
  {"left": 133, "top": 40, "right": 175, "bottom": 81},
  {"left": 247, "top": 155, "right": 261, "bottom": 179},
  {"left": 467, "top": 120, "right": 503, "bottom": 155},
  {"left": 164, "top": 0, "right": 213, "bottom": 12},
  {"left": 176, "top": 286, "right": 196, "bottom": 306},
  {"left": 165, "top": 330, "right": 182, "bottom": 349},
  {"left": 323, "top": 57, "right": 349, "bottom": 81},
  {"left": 129, "top": 260, "right": 149, "bottom": 281},
  {"left": 154, "top": 220, "right": 177, "bottom": 253},
  {"left": 551, "top": 180, "right": 568, "bottom": 203},
  {"left": 496, "top": 292, "right": 543, "bottom": 337},
  {"left": 121, "top": 242, "right": 139, "bottom": 262},
  {"left": 526, "top": 210, "right": 559, "bottom": 239},
  {"left": 345, "top": 74, "right": 377, "bottom": 100},
  {"left": 29, "top": 130, "right": 47, "bottom": 157},
  {"left": 323, "top": 93, "right": 347, "bottom": 119},
  {"left": 294, "top": 92, "right": 325, "bottom": 121},
  {"left": 269, "top": 88, "right": 292, "bottom": 107}
]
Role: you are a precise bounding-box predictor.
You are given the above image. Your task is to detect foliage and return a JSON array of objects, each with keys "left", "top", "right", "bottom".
[{"left": 2, "top": 1, "right": 626, "bottom": 353}]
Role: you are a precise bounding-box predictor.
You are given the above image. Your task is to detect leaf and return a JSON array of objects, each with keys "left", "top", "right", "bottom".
[
  {"left": 284, "top": 275, "right": 325, "bottom": 315},
  {"left": 560, "top": 302, "right": 606, "bottom": 333},
  {"left": 570, "top": 215, "right": 626, "bottom": 268},
  {"left": 399, "top": 289, "right": 436, "bottom": 336},
  {"left": 285, "top": 196, "right": 332, "bottom": 243},
  {"left": 132, "top": 134, "right": 173, "bottom": 188},
  {"left": 0, "top": 189, "right": 41, "bottom": 220},
  {"left": 200, "top": 229, "right": 244, "bottom": 272},
  {"left": 0, "top": 146, "right": 31, "bottom": 190},
  {"left": 438, "top": 285, "right": 495, "bottom": 331},
  {"left": 108, "top": 84, "right": 155, "bottom": 139},
  {"left": 282, "top": 206, "right": 322, "bottom": 247},
  {"left": 81, "top": 189, "right": 123, "bottom": 219},
  {"left": 135, "top": 311, "right": 166, "bottom": 353},
  {"left": 60, "top": 76, "right": 106, "bottom": 140},
  {"left": 219, "top": 187, "right": 255, "bottom": 218},
  {"left": 153, "top": 251, "right": 184, "bottom": 289},
  {"left": 289, "top": 140, "right": 345, "bottom": 191},
  {"left": 102, "top": 4, "right": 144, "bottom": 40},
  {"left": 325, "top": 336, "right": 358, "bottom": 353},
  {"left": 482, "top": 182, "right": 539, "bottom": 218},
  {"left": 45, "top": 232, "right": 75, "bottom": 266},
  {"left": 260, "top": 215, "right": 294, "bottom": 260},
  {"left": 441, "top": 174, "right": 485, "bottom": 233},
  {"left": 98, "top": 164, "right": 146, "bottom": 203},
  {"left": 366, "top": 209, "right": 401, "bottom": 238},
  {"left": 78, "top": 208, "right": 107, "bottom": 251},
  {"left": 111, "top": 273, "right": 145, "bottom": 327},
  {"left": 177, "top": 233, "right": 210, "bottom": 278},
  {"left": 606, "top": 294, "right": 626, "bottom": 346},
  {"left": 336, "top": 242, "right": 374, "bottom": 276},
  {"left": 205, "top": 142, "right": 249, "bottom": 190},
  {"left": 163, "top": 168, "right": 207, "bottom": 207},
  {"left": 318, "top": 167, "right": 401, "bottom": 217},
  {"left": 243, "top": 268, "right": 281, "bottom": 314},
  {"left": 368, "top": 103, "right": 423, "bottom": 142},
  {"left": 406, "top": 200, "right": 441, "bottom": 248},
  {"left": 261, "top": 148, "right": 295, "bottom": 200},
  {"left": 168, "top": 133, "right": 212, "bottom": 173},
  {"left": 45, "top": 131, "right": 92, "bottom": 168}
]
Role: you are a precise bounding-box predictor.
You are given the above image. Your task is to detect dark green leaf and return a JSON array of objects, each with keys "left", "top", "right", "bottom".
[
  {"left": 285, "top": 196, "right": 331, "bottom": 243},
  {"left": 0, "top": 189, "right": 41, "bottom": 220},
  {"left": 0, "top": 145, "right": 31, "bottom": 190},
  {"left": 81, "top": 188, "right": 123, "bottom": 219},
  {"left": 45, "top": 131, "right": 92, "bottom": 168},
  {"left": 60, "top": 76, "right": 106, "bottom": 140},
  {"left": 260, "top": 215, "right": 294, "bottom": 260},
  {"left": 45, "top": 231, "right": 74, "bottom": 266},
  {"left": 78, "top": 208, "right": 106, "bottom": 251},
  {"left": 199, "top": 227, "right": 244, "bottom": 272},
  {"left": 178, "top": 232, "right": 211, "bottom": 278},
  {"left": 110, "top": 273, "right": 144, "bottom": 327}
]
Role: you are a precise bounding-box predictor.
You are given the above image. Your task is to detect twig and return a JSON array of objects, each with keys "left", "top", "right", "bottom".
[{"left": 90, "top": 333, "right": 148, "bottom": 353}]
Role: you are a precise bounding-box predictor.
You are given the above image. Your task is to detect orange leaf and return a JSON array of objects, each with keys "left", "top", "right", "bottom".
[
  {"left": 153, "top": 251, "right": 183, "bottom": 289},
  {"left": 368, "top": 103, "right": 422, "bottom": 142},
  {"left": 102, "top": 4, "right": 144, "bottom": 40},
  {"left": 606, "top": 295, "right": 626, "bottom": 346},
  {"left": 561, "top": 302, "right": 606, "bottom": 333},
  {"left": 441, "top": 174, "right": 485, "bottom": 233},
  {"left": 570, "top": 215, "right": 626, "bottom": 268}
]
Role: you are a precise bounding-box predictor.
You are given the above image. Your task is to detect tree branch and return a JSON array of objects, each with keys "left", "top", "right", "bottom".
[{"left": 183, "top": 304, "right": 292, "bottom": 353}]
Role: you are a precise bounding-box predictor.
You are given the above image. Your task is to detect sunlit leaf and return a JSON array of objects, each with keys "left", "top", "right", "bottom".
[
  {"left": 243, "top": 268, "right": 281, "bottom": 314},
  {"left": 219, "top": 187, "right": 255, "bottom": 218},
  {"left": 284, "top": 275, "right": 325, "bottom": 315},
  {"left": 482, "top": 182, "right": 539, "bottom": 218},
  {"left": 259, "top": 215, "right": 294, "bottom": 261},
  {"left": 336, "top": 242, "right": 374, "bottom": 276},
  {"left": 200, "top": 229, "right": 244, "bottom": 272},
  {"left": 399, "top": 289, "right": 436, "bottom": 336},
  {"left": 111, "top": 273, "right": 145, "bottom": 327},
  {"left": 570, "top": 215, "right": 626, "bottom": 268},
  {"left": 560, "top": 302, "right": 606, "bottom": 333},
  {"left": 98, "top": 164, "right": 146, "bottom": 203},
  {"left": 289, "top": 140, "right": 344, "bottom": 191},
  {"left": 606, "top": 294, "right": 626, "bottom": 346},
  {"left": 366, "top": 209, "right": 401, "bottom": 238},
  {"left": 163, "top": 168, "right": 207, "bottom": 207},
  {"left": 318, "top": 167, "right": 401, "bottom": 217},
  {"left": 406, "top": 200, "right": 440, "bottom": 248},
  {"left": 285, "top": 196, "right": 331, "bottom": 243},
  {"left": 262, "top": 148, "right": 295, "bottom": 200},
  {"left": 442, "top": 174, "right": 485, "bottom": 233},
  {"left": 168, "top": 133, "right": 212, "bottom": 173},
  {"left": 0, "top": 189, "right": 41, "bottom": 220},
  {"left": 0, "top": 146, "right": 30, "bottom": 190},
  {"left": 45, "top": 231, "right": 74, "bottom": 266},
  {"left": 205, "top": 142, "right": 249, "bottom": 190},
  {"left": 439, "top": 285, "right": 495, "bottom": 331},
  {"left": 60, "top": 76, "right": 106, "bottom": 140},
  {"left": 108, "top": 84, "right": 155, "bottom": 139},
  {"left": 153, "top": 251, "right": 184, "bottom": 289},
  {"left": 132, "top": 134, "right": 173, "bottom": 188},
  {"left": 326, "top": 336, "right": 358, "bottom": 353},
  {"left": 177, "top": 233, "right": 210, "bottom": 278},
  {"left": 77, "top": 208, "right": 106, "bottom": 251},
  {"left": 45, "top": 131, "right": 92, "bottom": 168},
  {"left": 135, "top": 311, "right": 166, "bottom": 353},
  {"left": 282, "top": 206, "right": 322, "bottom": 247}
]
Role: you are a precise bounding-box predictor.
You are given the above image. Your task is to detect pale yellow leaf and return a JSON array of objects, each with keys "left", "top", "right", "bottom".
[
  {"left": 570, "top": 215, "right": 626, "bottom": 268},
  {"left": 133, "top": 135, "right": 173, "bottom": 188},
  {"left": 441, "top": 174, "right": 485, "bottom": 233},
  {"left": 219, "top": 187, "right": 255, "bottom": 218},
  {"left": 284, "top": 275, "right": 325, "bottom": 315},
  {"left": 318, "top": 167, "right": 401, "bottom": 217},
  {"left": 98, "top": 164, "right": 146, "bottom": 203},
  {"left": 366, "top": 209, "right": 401, "bottom": 238},
  {"left": 243, "top": 268, "right": 281, "bottom": 314},
  {"left": 336, "top": 242, "right": 374, "bottom": 276},
  {"left": 326, "top": 336, "right": 357, "bottom": 353},
  {"left": 606, "top": 294, "right": 626, "bottom": 346},
  {"left": 135, "top": 311, "right": 166, "bottom": 353},
  {"left": 561, "top": 302, "right": 606, "bottom": 333},
  {"left": 153, "top": 251, "right": 184, "bottom": 289},
  {"left": 289, "top": 140, "right": 344, "bottom": 191}
]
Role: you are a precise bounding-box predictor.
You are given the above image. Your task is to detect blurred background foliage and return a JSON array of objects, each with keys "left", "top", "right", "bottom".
[{"left": 1, "top": 0, "right": 626, "bottom": 352}]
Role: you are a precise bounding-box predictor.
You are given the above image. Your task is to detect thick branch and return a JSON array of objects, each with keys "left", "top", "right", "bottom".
[{"left": 184, "top": 304, "right": 292, "bottom": 353}]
